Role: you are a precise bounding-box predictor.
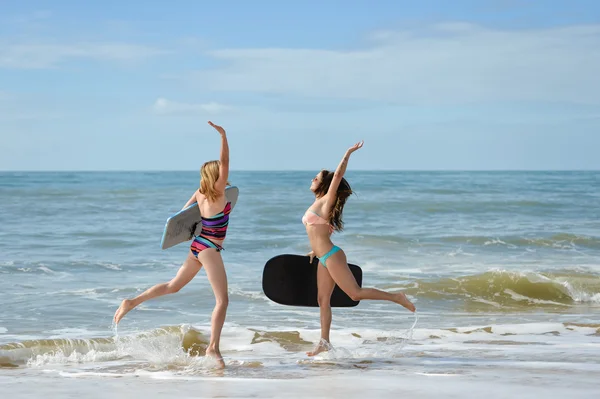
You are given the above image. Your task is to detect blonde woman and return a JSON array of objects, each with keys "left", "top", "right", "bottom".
[{"left": 113, "top": 121, "right": 231, "bottom": 367}]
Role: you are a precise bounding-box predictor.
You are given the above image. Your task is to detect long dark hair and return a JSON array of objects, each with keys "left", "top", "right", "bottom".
[{"left": 313, "top": 169, "right": 353, "bottom": 231}]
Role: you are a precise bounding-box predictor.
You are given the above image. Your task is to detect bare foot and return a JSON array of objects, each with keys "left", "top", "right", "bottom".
[
  {"left": 113, "top": 299, "right": 135, "bottom": 325},
  {"left": 306, "top": 339, "right": 332, "bottom": 357},
  {"left": 394, "top": 292, "right": 416, "bottom": 312},
  {"left": 206, "top": 347, "right": 225, "bottom": 369}
]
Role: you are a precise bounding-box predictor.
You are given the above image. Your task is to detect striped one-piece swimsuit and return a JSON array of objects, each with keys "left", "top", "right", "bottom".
[{"left": 190, "top": 202, "right": 232, "bottom": 257}]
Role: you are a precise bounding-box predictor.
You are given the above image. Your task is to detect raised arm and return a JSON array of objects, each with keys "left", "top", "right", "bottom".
[
  {"left": 208, "top": 121, "right": 230, "bottom": 192},
  {"left": 325, "top": 140, "right": 363, "bottom": 201}
]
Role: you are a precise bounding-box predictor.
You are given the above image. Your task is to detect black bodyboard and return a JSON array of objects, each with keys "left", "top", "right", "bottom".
[{"left": 262, "top": 254, "right": 363, "bottom": 307}]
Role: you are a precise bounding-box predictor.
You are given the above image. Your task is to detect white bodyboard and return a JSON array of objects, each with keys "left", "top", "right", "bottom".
[{"left": 160, "top": 186, "right": 239, "bottom": 250}]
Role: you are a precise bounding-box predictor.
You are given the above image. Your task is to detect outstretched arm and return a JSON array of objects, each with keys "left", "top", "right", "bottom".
[
  {"left": 325, "top": 140, "right": 363, "bottom": 201},
  {"left": 208, "top": 121, "right": 229, "bottom": 192}
]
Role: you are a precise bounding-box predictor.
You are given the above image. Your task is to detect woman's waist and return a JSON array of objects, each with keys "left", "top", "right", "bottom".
[
  {"left": 198, "top": 225, "right": 229, "bottom": 236},
  {"left": 196, "top": 232, "right": 226, "bottom": 244},
  {"left": 307, "top": 237, "right": 337, "bottom": 256}
]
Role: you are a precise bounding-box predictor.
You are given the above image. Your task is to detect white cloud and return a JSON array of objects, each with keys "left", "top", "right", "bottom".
[
  {"left": 188, "top": 23, "right": 600, "bottom": 105},
  {"left": 153, "top": 98, "right": 232, "bottom": 115},
  {"left": 0, "top": 42, "right": 167, "bottom": 69}
]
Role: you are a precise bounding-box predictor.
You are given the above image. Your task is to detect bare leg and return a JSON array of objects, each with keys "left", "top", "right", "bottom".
[
  {"left": 307, "top": 263, "right": 335, "bottom": 357},
  {"left": 326, "top": 250, "right": 416, "bottom": 312},
  {"left": 196, "top": 248, "right": 228, "bottom": 369},
  {"left": 113, "top": 252, "right": 202, "bottom": 324}
]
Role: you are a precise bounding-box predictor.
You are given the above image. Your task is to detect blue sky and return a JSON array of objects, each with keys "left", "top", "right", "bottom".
[{"left": 1, "top": 0, "right": 599, "bottom": 171}]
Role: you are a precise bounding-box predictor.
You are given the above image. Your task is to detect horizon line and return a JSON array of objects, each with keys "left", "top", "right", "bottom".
[{"left": 1, "top": 169, "right": 598, "bottom": 173}]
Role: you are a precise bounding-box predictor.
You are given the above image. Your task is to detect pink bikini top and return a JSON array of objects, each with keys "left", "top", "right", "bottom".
[{"left": 302, "top": 209, "right": 334, "bottom": 233}]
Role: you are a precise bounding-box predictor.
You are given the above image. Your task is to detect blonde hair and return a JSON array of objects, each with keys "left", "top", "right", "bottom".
[{"left": 199, "top": 160, "right": 228, "bottom": 202}]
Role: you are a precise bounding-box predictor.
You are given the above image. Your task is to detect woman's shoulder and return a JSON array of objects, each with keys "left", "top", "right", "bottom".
[
  {"left": 199, "top": 189, "right": 228, "bottom": 205},
  {"left": 196, "top": 189, "right": 207, "bottom": 201}
]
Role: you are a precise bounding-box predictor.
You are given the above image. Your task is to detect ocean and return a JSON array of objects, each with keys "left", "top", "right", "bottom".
[{"left": 1, "top": 171, "right": 599, "bottom": 398}]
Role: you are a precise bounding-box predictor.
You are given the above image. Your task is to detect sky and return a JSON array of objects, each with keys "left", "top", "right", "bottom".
[{"left": 1, "top": 0, "right": 599, "bottom": 171}]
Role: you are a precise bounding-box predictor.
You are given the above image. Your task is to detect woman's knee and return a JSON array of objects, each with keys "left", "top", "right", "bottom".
[
  {"left": 166, "top": 282, "right": 182, "bottom": 294},
  {"left": 215, "top": 295, "right": 229, "bottom": 308},
  {"left": 317, "top": 295, "right": 331, "bottom": 308},
  {"left": 347, "top": 289, "right": 362, "bottom": 302}
]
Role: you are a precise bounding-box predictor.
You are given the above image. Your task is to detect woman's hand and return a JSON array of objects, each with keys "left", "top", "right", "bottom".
[
  {"left": 208, "top": 121, "right": 226, "bottom": 136},
  {"left": 346, "top": 140, "right": 364, "bottom": 155}
]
